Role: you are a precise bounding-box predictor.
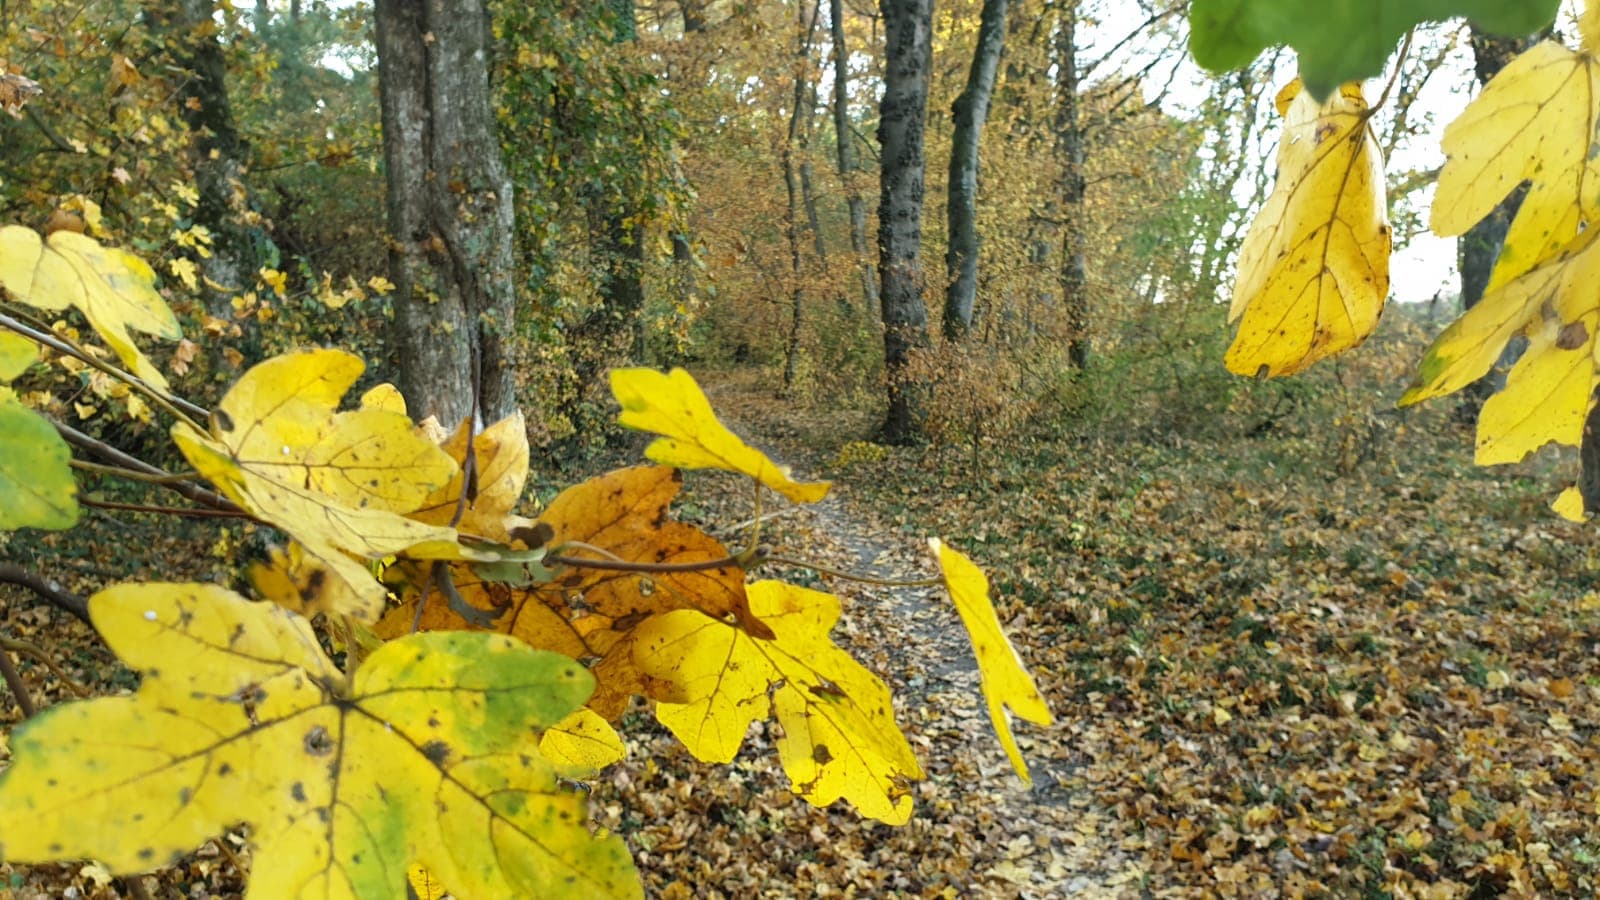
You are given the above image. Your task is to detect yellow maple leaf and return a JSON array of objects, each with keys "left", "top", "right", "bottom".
[
  {"left": 634, "top": 581, "right": 924, "bottom": 825},
  {"left": 0, "top": 226, "right": 181, "bottom": 390},
  {"left": 540, "top": 708, "right": 626, "bottom": 779},
  {"left": 0, "top": 583, "right": 640, "bottom": 898},
  {"left": 611, "top": 367, "right": 830, "bottom": 503},
  {"left": 1552, "top": 487, "right": 1586, "bottom": 522},
  {"left": 1226, "top": 79, "right": 1390, "bottom": 378},
  {"left": 168, "top": 257, "right": 198, "bottom": 290},
  {"left": 1431, "top": 34, "right": 1600, "bottom": 290},
  {"left": 408, "top": 412, "right": 531, "bottom": 543},
  {"left": 173, "top": 349, "right": 479, "bottom": 621},
  {"left": 930, "top": 539, "right": 1053, "bottom": 786},
  {"left": 1401, "top": 225, "right": 1598, "bottom": 470},
  {"left": 358, "top": 382, "right": 406, "bottom": 415},
  {"left": 0, "top": 330, "right": 37, "bottom": 381}
]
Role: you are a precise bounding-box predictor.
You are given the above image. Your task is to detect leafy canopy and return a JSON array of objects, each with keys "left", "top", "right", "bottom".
[{"left": 0, "top": 583, "right": 639, "bottom": 899}]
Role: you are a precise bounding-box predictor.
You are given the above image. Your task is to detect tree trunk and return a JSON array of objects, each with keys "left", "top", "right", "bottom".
[
  {"left": 830, "top": 0, "right": 878, "bottom": 315},
  {"left": 1582, "top": 396, "right": 1600, "bottom": 517},
  {"left": 680, "top": 0, "right": 706, "bottom": 33},
  {"left": 877, "top": 0, "right": 933, "bottom": 444},
  {"left": 1456, "top": 28, "right": 1538, "bottom": 423},
  {"left": 943, "top": 0, "right": 1008, "bottom": 340},
  {"left": 148, "top": 0, "right": 265, "bottom": 320},
  {"left": 782, "top": 4, "right": 824, "bottom": 393},
  {"left": 1054, "top": 1, "right": 1089, "bottom": 368},
  {"left": 374, "top": 0, "right": 518, "bottom": 426}
]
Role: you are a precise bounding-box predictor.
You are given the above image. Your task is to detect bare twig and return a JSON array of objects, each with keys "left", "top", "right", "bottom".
[
  {"left": 79, "top": 497, "right": 251, "bottom": 519},
  {"left": 0, "top": 638, "right": 91, "bottom": 697},
  {"left": 0, "top": 563, "right": 90, "bottom": 621},
  {"left": 0, "top": 311, "right": 210, "bottom": 430},
  {"left": 51, "top": 418, "right": 241, "bottom": 513},
  {"left": 0, "top": 646, "right": 37, "bottom": 718}
]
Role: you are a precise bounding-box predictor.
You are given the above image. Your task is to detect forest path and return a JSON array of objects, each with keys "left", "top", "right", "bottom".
[{"left": 689, "top": 372, "right": 1143, "bottom": 897}]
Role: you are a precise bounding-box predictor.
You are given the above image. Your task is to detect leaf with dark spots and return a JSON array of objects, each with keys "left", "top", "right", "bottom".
[{"left": 0, "top": 583, "right": 640, "bottom": 898}]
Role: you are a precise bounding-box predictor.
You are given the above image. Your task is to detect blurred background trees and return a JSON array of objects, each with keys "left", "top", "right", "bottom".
[{"left": 1, "top": 0, "right": 1469, "bottom": 454}]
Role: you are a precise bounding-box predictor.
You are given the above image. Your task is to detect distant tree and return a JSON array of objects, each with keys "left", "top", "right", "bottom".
[
  {"left": 146, "top": 0, "right": 270, "bottom": 319},
  {"left": 944, "top": 0, "right": 1009, "bottom": 341},
  {"left": 1054, "top": 0, "right": 1089, "bottom": 368},
  {"left": 830, "top": 0, "right": 878, "bottom": 315}
]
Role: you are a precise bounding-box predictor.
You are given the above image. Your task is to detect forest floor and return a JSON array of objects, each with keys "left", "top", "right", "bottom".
[
  {"left": 601, "top": 368, "right": 1600, "bottom": 898},
  {"left": 1, "top": 365, "right": 1598, "bottom": 898}
]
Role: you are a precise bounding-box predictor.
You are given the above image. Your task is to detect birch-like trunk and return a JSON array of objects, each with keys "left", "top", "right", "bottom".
[{"left": 943, "top": 0, "right": 1008, "bottom": 340}]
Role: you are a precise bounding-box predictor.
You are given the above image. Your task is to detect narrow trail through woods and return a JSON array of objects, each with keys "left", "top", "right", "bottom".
[{"left": 694, "top": 375, "right": 1145, "bottom": 897}]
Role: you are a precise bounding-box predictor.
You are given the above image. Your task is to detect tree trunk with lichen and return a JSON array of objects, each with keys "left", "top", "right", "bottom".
[{"left": 375, "top": 0, "right": 518, "bottom": 426}]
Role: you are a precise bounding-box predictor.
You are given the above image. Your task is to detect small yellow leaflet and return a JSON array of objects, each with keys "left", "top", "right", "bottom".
[
  {"left": 931, "top": 538, "right": 1053, "bottom": 785},
  {"left": 611, "top": 367, "right": 830, "bottom": 504}
]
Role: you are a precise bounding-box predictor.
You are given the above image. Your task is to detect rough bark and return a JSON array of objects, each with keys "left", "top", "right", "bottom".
[
  {"left": 148, "top": 0, "right": 264, "bottom": 318},
  {"left": 1455, "top": 28, "right": 1538, "bottom": 424},
  {"left": 830, "top": 0, "right": 878, "bottom": 315},
  {"left": 943, "top": 0, "right": 1008, "bottom": 340},
  {"left": 1582, "top": 394, "right": 1600, "bottom": 517},
  {"left": 1054, "top": 1, "right": 1089, "bottom": 368},
  {"left": 877, "top": 0, "right": 933, "bottom": 444},
  {"left": 375, "top": 0, "right": 518, "bottom": 426}
]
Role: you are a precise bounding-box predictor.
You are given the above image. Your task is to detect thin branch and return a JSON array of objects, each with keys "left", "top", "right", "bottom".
[
  {"left": 546, "top": 548, "right": 766, "bottom": 573},
  {"left": 79, "top": 497, "right": 251, "bottom": 519},
  {"left": 0, "top": 563, "right": 89, "bottom": 621},
  {"left": 0, "top": 311, "right": 211, "bottom": 429},
  {"left": 52, "top": 418, "right": 241, "bottom": 513},
  {"left": 25, "top": 107, "right": 78, "bottom": 154},
  {"left": 71, "top": 459, "right": 201, "bottom": 484},
  {"left": 0, "top": 638, "right": 92, "bottom": 697},
  {"left": 763, "top": 553, "right": 943, "bottom": 588},
  {"left": 0, "top": 648, "right": 36, "bottom": 718}
]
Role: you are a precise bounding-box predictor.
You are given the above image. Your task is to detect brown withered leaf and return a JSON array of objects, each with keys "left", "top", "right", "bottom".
[{"left": 377, "top": 465, "right": 760, "bottom": 718}]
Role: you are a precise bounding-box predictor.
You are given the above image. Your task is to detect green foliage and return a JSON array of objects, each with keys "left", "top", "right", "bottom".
[
  {"left": 1188, "top": 0, "right": 1560, "bottom": 97},
  {"left": 0, "top": 394, "right": 77, "bottom": 530}
]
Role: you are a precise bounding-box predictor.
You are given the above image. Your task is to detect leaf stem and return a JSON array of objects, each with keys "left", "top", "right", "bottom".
[
  {"left": 79, "top": 497, "right": 252, "bottom": 519},
  {"left": 546, "top": 547, "right": 766, "bottom": 573},
  {"left": 1371, "top": 29, "right": 1414, "bottom": 114},
  {"left": 71, "top": 458, "right": 201, "bottom": 484},
  {"left": 51, "top": 417, "right": 242, "bottom": 513}
]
